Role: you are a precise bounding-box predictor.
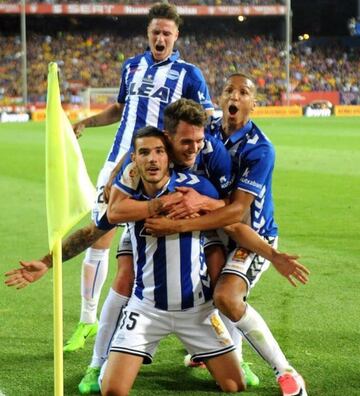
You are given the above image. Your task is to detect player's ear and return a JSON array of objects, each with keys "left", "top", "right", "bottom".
[
  {"left": 163, "top": 130, "right": 171, "bottom": 142},
  {"left": 251, "top": 98, "right": 257, "bottom": 112},
  {"left": 131, "top": 152, "right": 136, "bottom": 162}
]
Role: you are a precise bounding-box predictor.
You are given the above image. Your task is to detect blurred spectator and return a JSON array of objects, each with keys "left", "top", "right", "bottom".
[{"left": 1, "top": 1, "right": 285, "bottom": 4}]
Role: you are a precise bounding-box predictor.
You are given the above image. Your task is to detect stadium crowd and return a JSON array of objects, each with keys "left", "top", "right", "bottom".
[
  {"left": 2, "top": 1, "right": 285, "bottom": 4},
  {"left": 1, "top": 32, "right": 359, "bottom": 106}
]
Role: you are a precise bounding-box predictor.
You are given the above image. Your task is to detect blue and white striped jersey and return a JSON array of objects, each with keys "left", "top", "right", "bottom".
[
  {"left": 106, "top": 49, "right": 213, "bottom": 164},
  {"left": 208, "top": 118, "right": 278, "bottom": 237},
  {"left": 113, "top": 133, "right": 233, "bottom": 198},
  {"left": 122, "top": 170, "right": 219, "bottom": 311}
]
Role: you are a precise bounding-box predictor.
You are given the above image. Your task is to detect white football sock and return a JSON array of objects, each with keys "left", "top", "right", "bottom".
[
  {"left": 220, "top": 312, "right": 243, "bottom": 361},
  {"left": 90, "top": 288, "right": 129, "bottom": 368},
  {"left": 235, "top": 303, "right": 294, "bottom": 376},
  {"left": 80, "top": 247, "right": 110, "bottom": 324}
]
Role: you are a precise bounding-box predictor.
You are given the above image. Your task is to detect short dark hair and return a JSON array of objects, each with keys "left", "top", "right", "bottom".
[
  {"left": 148, "top": 2, "right": 182, "bottom": 28},
  {"left": 226, "top": 73, "right": 257, "bottom": 94},
  {"left": 164, "top": 98, "right": 207, "bottom": 135},
  {"left": 132, "top": 126, "right": 168, "bottom": 151}
]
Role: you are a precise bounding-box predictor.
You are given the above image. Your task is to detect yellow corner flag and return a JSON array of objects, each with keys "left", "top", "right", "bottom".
[
  {"left": 46, "top": 62, "right": 95, "bottom": 251},
  {"left": 45, "top": 62, "right": 95, "bottom": 396}
]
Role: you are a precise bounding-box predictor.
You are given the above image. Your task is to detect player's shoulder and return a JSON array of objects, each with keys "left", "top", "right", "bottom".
[
  {"left": 173, "top": 170, "right": 219, "bottom": 198},
  {"left": 176, "top": 58, "right": 205, "bottom": 78},
  {"left": 246, "top": 121, "right": 275, "bottom": 159},
  {"left": 206, "top": 116, "right": 222, "bottom": 139},
  {"left": 123, "top": 53, "right": 146, "bottom": 68},
  {"left": 173, "top": 170, "right": 204, "bottom": 186},
  {"left": 203, "top": 132, "right": 226, "bottom": 154},
  {"left": 251, "top": 121, "right": 272, "bottom": 143}
]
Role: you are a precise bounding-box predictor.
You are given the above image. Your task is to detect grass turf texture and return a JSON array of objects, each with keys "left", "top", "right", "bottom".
[{"left": 1, "top": 117, "right": 359, "bottom": 395}]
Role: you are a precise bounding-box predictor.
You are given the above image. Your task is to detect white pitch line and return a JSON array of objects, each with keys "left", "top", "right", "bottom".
[{"left": 0, "top": 390, "right": 6, "bottom": 396}]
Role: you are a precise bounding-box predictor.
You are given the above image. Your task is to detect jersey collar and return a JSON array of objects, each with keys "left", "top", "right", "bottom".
[
  {"left": 224, "top": 120, "right": 254, "bottom": 144},
  {"left": 144, "top": 48, "right": 180, "bottom": 66},
  {"left": 134, "top": 171, "right": 178, "bottom": 200}
]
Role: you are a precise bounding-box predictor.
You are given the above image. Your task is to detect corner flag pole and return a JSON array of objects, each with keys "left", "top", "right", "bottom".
[
  {"left": 53, "top": 240, "right": 64, "bottom": 396},
  {"left": 46, "top": 62, "right": 96, "bottom": 396},
  {"left": 20, "top": 0, "right": 27, "bottom": 105},
  {"left": 285, "top": 0, "right": 292, "bottom": 106}
]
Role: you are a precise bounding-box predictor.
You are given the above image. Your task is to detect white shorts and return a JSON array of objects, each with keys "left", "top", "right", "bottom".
[
  {"left": 221, "top": 236, "right": 278, "bottom": 293},
  {"left": 91, "top": 161, "right": 115, "bottom": 223},
  {"left": 109, "top": 297, "right": 235, "bottom": 364}
]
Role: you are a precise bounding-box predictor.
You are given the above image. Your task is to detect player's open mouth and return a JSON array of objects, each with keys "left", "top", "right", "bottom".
[
  {"left": 147, "top": 166, "right": 160, "bottom": 173},
  {"left": 155, "top": 44, "right": 165, "bottom": 52},
  {"left": 228, "top": 105, "right": 238, "bottom": 115}
]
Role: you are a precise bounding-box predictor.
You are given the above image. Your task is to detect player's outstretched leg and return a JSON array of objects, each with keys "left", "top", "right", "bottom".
[
  {"left": 277, "top": 371, "right": 308, "bottom": 396},
  {"left": 236, "top": 304, "right": 308, "bottom": 396},
  {"left": 64, "top": 244, "right": 111, "bottom": 352},
  {"left": 222, "top": 315, "right": 260, "bottom": 387},
  {"left": 214, "top": 273, "right": 307, "bottom": 396}
]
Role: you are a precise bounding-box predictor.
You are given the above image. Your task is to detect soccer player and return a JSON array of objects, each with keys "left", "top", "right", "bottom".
[
  {"left": 5, "top": 99, "right": 308, "bottom": 394},
  {"left": 144, "top": 73, "right": 309, "bottom": 396},
  {"left": 64, "top": 2, "right": 214, "bottom": 352},
  {"left": 85, "top": 98, "right": 308, "bottom": 394},
  {"left": 99, "top": 126, "right": 246, "bottom": 394}
]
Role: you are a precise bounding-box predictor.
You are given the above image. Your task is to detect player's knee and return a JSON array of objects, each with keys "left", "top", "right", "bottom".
[
  {"left": 102, "top": 380, "right": 130, "bottom": 396},
  {"left": 219, "top": 378, "right": 246, "bottom": 393},
  {"left": 103, "top": 387, "right": 129, "bottom": 396},
  {"left": 84, "top": 247, "right": 110, "bottom": 267},
  {"left": 213, "top": 288, "right": 246, "bottom": 322}
]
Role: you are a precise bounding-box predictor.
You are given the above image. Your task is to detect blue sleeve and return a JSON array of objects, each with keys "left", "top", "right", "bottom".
[
  {"left": 117, "top": 59, "right": 130, "bottom": 104},
  {"left": 96, "top": 212, "right": 116, "bottom": 231},
  {"left": 175, "top": 171, "right": 219, "bottom": 199},
  {"left": 194, "top": 176, "right": 219, "bottom": 199},
  {"left": 235, "top": 143, "right": 275, "bottom": 197},
  {"left": 183, "top": 66, "right": 213, "bottom": 110},
  {"left": 203, "top": 135, "right": 233, "bottom": 197}
]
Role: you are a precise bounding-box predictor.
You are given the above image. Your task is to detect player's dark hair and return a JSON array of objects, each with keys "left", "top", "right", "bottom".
[
  {"left": 148, "top": 2, "right": 182, "bottom": 28},
  {"left": 164, "top": 98, "right": 207, "bottom": 135},
  {"left": 226, "top": 73, "right": 257, "bottom": 94},
  {"left": 132, "top": 126, "right": 169, "bottom": 151}
]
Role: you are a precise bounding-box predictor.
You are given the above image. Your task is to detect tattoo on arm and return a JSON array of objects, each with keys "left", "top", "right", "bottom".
[
  {"left": 87, "top": 118, "right": 96, "bottom": 127},
  {"left": 62, "top": 226, "right": 107, "bottom": 262},
  {"left": 44, "top": 225, "right": 108, "bottom": 267}
]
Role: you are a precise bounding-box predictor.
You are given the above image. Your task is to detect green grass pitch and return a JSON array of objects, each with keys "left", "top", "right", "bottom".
[{"left": 1, "top": 116, "right": 360, "bottom": 395}]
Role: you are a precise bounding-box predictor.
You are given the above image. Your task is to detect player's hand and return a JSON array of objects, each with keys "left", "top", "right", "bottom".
[
  {"left": 4, "top": 260, "right": 49, "bottom": 289},
  {"left": 166, "top": 187, "right": 204, "bottom": 219},
  {"left": 271, "top": 252, "right": 310, "bottom": 287},
  {"left": 73, "top": 121, "right": 86, "bottom": 139},
  {"left": 145, "top": 217, "right": 181, "bottom": 236},
  {"left": 160, "top": 192, "right": 184, "bottom": 212}
]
